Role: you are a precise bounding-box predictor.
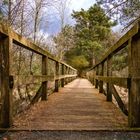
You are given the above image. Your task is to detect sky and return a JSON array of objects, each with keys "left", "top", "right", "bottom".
[
  {"left": 45, "top": 0, "right": 121, "bottom": 36},
  {"left": 46, "top": 0, "right": 96, "bottom": 35},
  {"left": 70, "top": 0, "right": 95, "bottom": 11}
]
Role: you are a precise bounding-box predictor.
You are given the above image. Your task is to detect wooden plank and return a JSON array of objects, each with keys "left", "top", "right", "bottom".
[
  {"left": 14, "top": 75, "right": 54, "bottom": 86},
  {"left": 91, "top": 23, "right": 139, "bottom": 70},
  {"left": 95, "top": 66, "right": 99, "bottom": 88},
  {"left": 13, "top": 79, "right": 128, "bottom": 130},
  {"left": 112, "top": 85, "right": 128, "bottom": 116},
  {"left": 31, "top": 85, "right": 42, "bottom": 104},
  {"left": 0, "top": 23, "right": 76, "bottom": 72},
  {"left": 54, "top": 62, "right": 59, "bottom": 92},
  {"left": 128, "top": 33, "right": 140, "bottom": 127},
  {"left": 95, "top": 76, "right": 128, "bottom": 88},
  {"left": 14, "top": 74, "right": 77, "bottom": 86},
  {"left": 0, "top": 37, "right": 12, "bottom": 128},
  {"left": 41, "top": 56, "right": 48, "bottom": 101},
  {"left": 61, "top": 64, "right": 64, "bottom": 87},
  {"left": 106, "top": 57, "right": 112, "bottom": 102},
  {"left": 99, "top": 63, "right": 104, "bottom": 93}
]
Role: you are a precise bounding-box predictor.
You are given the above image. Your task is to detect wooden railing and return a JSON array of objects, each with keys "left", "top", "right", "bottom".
[
  {"left": 87, "top": 22, "right": 140, "bottom": 127},
  {"left": 0, "top": 23, "right": 77, "bottom": 128}
]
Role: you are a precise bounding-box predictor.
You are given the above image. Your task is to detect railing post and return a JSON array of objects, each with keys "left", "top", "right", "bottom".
[
  {"left": 61, "top": 64, "right": 64, "bottom": 87},
  {"left": 99, "top": 63, "right": 104, "bottom": 93},
  {"left": 106, "top": 56, "right": 112, "bottom": 101},
  {"left": 0, "top": 36, "right": 13, "bottom": 128},
  {"left": 54, "top": 61, "right": 59, "bottom": 92},
  {"left": 92, "top": 69, "right": 95, "bottom": 85},
  {"left": 128, "top": 36, "right": 140, "bottom": 127},
  {"left": 41, "top": 56, "right": 48, "bottom": 100},
  {"left": 95, "top": 66, "right": 99, "bottom": 88},
  {"left": 65, "top": 66, "right": 68, "bottom": 85}
]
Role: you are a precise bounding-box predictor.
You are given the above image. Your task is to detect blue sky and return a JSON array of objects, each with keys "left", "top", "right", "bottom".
[
  {"left": 45, "top": 0, "right": 120, "bottom": 35},
  {"left": 46, "top": 0, "right": 96, "bottom": 35},
  {"left": 70, "top": 0, "right": 95, "bottom": 11}
]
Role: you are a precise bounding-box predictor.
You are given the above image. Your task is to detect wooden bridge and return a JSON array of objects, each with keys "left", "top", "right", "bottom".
[{"left": 0, "top": 21, "right": 140, "bottom": 131}]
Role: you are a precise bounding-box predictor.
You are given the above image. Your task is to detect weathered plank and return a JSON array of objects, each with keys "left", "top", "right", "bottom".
[
  {"left": 54, "top": 62, "right": 59, "bottom": 92},
  {"left": 111, "top": 85, "right": 128, "bottom": 116},
  {"left": 61, "top": 64, "right": 65, "bottom": 87},
  {"left": 95, "top": 76, "right": 128, "bottom": 88},
  {"left": 41, "top": 56, "right": 48, "bottom": 100},
  {"left": 128, "top": 32, "right": 140, "bottom": 127},
  {"left": 0, "top": 23, "right": 77, "bottom": 71},
  {"left": 0, "top": 37, "right": 12, "bottom": 127},
  {"left": 31, "top": 85, "right": 42, "bottom": 104},
  {"left": 106, "top": 57, "right": 112, "bottom": 101},
  {"left": 13, "top": 79, "right": 128, "bottom": 130},
  {"left": 14, "top": 74, "right": 77, "bottom": 86},
  {"left": 99, "top": 63, "right": 104, "bottom": 93}
]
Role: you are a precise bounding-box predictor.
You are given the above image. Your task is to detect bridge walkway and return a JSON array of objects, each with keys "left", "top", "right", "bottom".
[{"left": 13, "top": 78, "right": 127, "bottom": 130}]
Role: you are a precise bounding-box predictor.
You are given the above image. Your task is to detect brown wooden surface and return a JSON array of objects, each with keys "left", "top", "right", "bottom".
[
  {"left": 0, "top": 37, "right": 13, "bottom": 127},
  {"left": 95, "top": 76, "right": 128, "bottom": 88},
  {"left": 14, "top": 78, "right": 127, "bottom": 130},
  {"left": 128, "top": 33, "right": 140, "bottom": 127}
]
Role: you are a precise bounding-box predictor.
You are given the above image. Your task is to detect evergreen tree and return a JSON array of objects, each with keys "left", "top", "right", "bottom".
[{"left": 71, "top": 4, "right": 115, "bottom": 66}]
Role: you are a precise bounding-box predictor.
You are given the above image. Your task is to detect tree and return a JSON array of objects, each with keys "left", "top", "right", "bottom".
[
  {"left": 71, "top": 4, "right": 115, "bottom": 66},
  {"left": 97, "top": 0, "right": 140, "bottom": 28},
  {"left": 53, "top": 25, "right": 75, "bottom": 60}
]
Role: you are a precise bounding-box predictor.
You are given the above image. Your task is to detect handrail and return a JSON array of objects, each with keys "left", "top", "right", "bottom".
[
  {"left": 90, "top": 22, "right": 139, "bottom": 70},
  {"left": 0, "top": 23, "right": 76, "bottom": 71},
  {"left": 87, "top": 21, "right": 140, "bottom": 127},
  {"left": 0, "top": 23, "right": 77, "bottom": 128}
]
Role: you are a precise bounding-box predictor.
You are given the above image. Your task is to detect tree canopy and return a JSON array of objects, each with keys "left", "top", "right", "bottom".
[{"left": 63, "top": 4, "right": 116, "bottom": 76}]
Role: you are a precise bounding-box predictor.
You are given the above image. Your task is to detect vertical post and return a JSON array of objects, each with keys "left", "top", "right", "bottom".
[
  {"left": 95, "top": 66, "right": 99, "bottom": 88},
  {"left": 61, "top": 64, "right": 64, "bottom": 87},
  {"left": 92, "top": 69, "right": 95, "bottom": 85},
  {"left": 41, "top": 56, "right": 48, "bottom": 100},
  {"left": 106, "top": 56, "right": 112, "bottom": 101},
  {"left": 128, "top": 35, "right": 140, "bottom": 127},
  {"left": 0, "top": 36, "right": 13, "bottom": 128},
  {"left": 54, "top": 61, "right": 59, "bottom": 92},
  {"left": 65, "top": 66, "right": 68, "bottom": 85},
  {"left": 99, "top": 63, "right": 104, "bottom": 93}
]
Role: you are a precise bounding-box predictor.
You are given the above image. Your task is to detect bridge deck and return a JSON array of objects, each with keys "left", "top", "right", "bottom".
[{"left": 14, "top": 78, "right": 127, "bottom": 130}]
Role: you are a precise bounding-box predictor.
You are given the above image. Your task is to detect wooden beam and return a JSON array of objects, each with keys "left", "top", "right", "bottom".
[
  {"left": 61, "top": 64, "right": 64, "bottom": 87},
  {"left": 128, "top": 33, "right": 140, "bottom": 127},
  {"left": 54, "top": 62, "right": 59, "bottom": 92},
  {"left": 31, "top": 85, "right": 42, "bottom": 104},
  {"left": 41, "top": 56, "right": 48, "bottom": 101},
  {"left": 0, "top": 37, "right": 12, "bottom": 128},
  {"left": 95, "top": 76, "right": 128, "bottom": 88},
  {"left": 112, "top": 85, "right": 128, "bottom": 116},
  {"left": 99, "top": 63, "right": 104, "bottom": 93},
  {"left": 106, "top": 57, "right": 112, "bottom": 102},
  {"left": 95, "top": 66, "right": 99, "bottom": 89},
  {"left": 0, "top": 23, "right": 76, "bottom": 72}
]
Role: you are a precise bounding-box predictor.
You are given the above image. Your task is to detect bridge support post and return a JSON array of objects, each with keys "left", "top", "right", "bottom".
[
  {"left": 95, "top": 66, "right": 99, "bottom": 88},
  {"left": 128, "top": 36, "right": 140, "bottom": 127},
  {"left": 61, "top": 64, "right": 64, "bottom": 87},
  {"left": 106, "top": 56, "right": 112, "bottom": 102},
  {"left": 0, "top": 36, "right": 13, "bottom": 128},
  {"left": 41, "top": 56, "right": 48, "bottom": 100},
  {"left": 65, "top": 66, "right": 68, "bottom": 85},
  {"left": 99, "top": 63, "right": 104, "bottom": 93},
  {"left": 55, "top": 61, "right": 59, "bottom": 92}
]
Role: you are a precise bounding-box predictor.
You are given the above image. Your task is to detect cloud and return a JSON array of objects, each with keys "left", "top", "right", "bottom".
[{"left": 70, "top": 0, "right": 95, "bottom": 11}]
